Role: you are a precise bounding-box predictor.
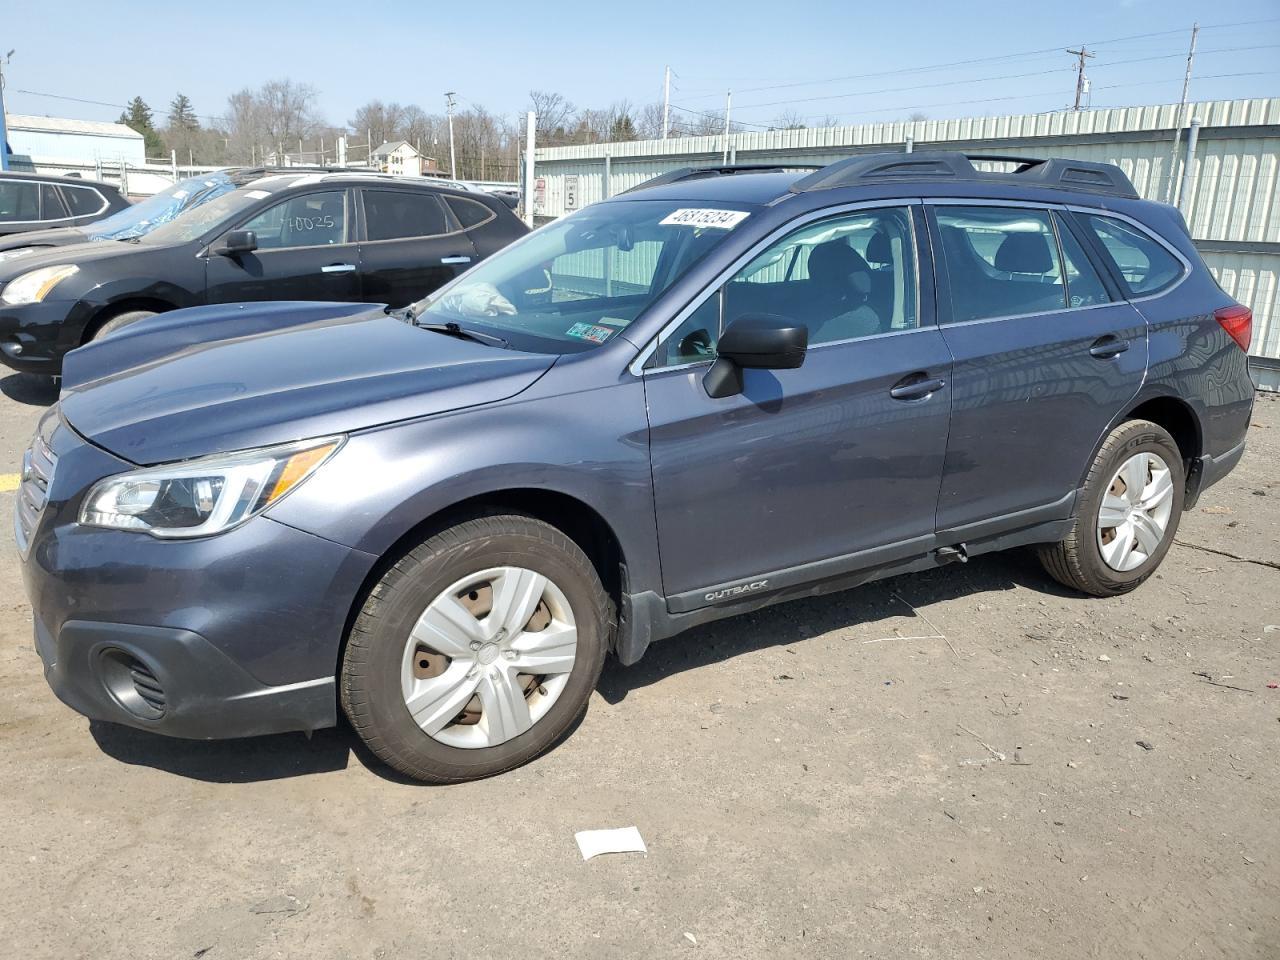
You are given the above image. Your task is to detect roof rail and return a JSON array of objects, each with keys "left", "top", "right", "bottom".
[
  {"left": 789, "top": 151, "right": 1138, "bottom": 198},
  {"left": 624, "top": 163, "right": 823, "bottom": 195}
]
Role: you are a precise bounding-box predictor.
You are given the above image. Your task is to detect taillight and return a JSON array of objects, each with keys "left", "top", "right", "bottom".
[{"left": 1215, "top": 304, "right": 1252, "bottom": 352}]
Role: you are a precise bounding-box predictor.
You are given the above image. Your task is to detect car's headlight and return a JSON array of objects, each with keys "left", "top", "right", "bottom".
[
  {"left": 0, "top": 264, "right": 79, "bottom": 305},
  {"left": 79, "top": 436, "right": 343, "bottom": 538}
]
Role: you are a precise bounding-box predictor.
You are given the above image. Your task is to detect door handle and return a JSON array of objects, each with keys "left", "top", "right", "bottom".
[
  {"left": 321, "top": 263, "right": 356, "bottom": 274},
  {"left": 1089, "top": 336, "right": 1130, "bottom": 359},
  {"left": 441, "top": 255, "right": 472, "bottom": 265},
  {"left": 889, "top": 374, "right": 947, "bottom": 401}
]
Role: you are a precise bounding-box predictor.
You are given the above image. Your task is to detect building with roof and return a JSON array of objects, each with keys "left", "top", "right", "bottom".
[
  {"left": 4, "top": 114, "right": 146, "bottom": 166},
  {"left": 370, "top": 140, "right": 438, "bottom": 177}
]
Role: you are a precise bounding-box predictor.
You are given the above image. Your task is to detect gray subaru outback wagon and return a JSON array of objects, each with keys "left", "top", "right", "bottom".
[{"left": 17, "top": 153, "right": 1254, "bottom": 782}]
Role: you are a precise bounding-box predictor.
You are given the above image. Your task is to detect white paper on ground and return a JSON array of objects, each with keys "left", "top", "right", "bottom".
[{"left": 575, "top": 826, "right": 647, "bottom": 861}]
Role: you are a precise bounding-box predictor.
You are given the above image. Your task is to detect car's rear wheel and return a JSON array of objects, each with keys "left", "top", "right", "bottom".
[
  {"left": 340, "top": 514, "right": 611, "bottom": 783},
  {"left": 90, "top": 309, "right": 156, "bottom": 342},
  {"left": 1038, "top": 419, "right": 1184, "bottom": 596}
]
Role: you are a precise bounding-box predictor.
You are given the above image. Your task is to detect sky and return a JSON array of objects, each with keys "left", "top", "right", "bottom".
[{"left": 3, "top": 0, "right": 1278, "bottom": 133}]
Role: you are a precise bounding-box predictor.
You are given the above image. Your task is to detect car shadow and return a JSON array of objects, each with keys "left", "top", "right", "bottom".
[
  {"left": 85, "top": 549, "right": 1073, "bottom": 785},
  {"left": 0, "top": 373, "right": 58, "bottom": 407}
]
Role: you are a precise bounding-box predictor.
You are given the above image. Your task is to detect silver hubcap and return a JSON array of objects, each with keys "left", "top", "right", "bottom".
[
  {"left": 1096, "top": 451, "right": 1175, "bottom": 572},
  {"left": 400, "top": 566, "right": 578, "bottom": 749}
]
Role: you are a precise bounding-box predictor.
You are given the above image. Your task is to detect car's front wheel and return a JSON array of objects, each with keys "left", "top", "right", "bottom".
[
  {"left": 1038, "top": 418, "right": 1184, "bottom": 596},
  {"left": 340, "top": 514, "right": 611, "bottom": 783}
]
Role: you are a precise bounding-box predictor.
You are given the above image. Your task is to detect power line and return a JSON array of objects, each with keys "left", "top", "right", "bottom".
[
  {"left": 12, "top": 88, "right": 231, "bottom": 126},
  {"left": 717, "top": 46, "right": 1279, "bottom": 117},
  {"left": 676, "top": 16, "right": 1280, "bottom": 102}
]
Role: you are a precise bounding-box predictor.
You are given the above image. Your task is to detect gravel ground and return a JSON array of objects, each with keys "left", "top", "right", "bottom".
[{"left": 1, "top": 372, "right": 1276, "bottom": 960}]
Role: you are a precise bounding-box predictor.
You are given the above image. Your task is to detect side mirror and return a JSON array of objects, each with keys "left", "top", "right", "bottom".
[
  {"left": 703, "top": 313, "right": 808, "bottom": 399},
  {"left": 214, "top": 229, "right": 257, "bottom": 256}
]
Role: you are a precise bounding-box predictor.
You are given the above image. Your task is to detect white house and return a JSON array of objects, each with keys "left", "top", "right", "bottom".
[{"left": 370, "top": 140, "right": 438, "bottom": 176}]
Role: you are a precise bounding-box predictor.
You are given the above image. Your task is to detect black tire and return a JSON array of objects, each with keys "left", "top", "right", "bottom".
[
  {"left": 340, "top": 514, "right": 612, "bottom": 783},
  {"left": 90, "top": 309, "right": 156, "bottom": 342},
  {"left": 1038, "top": 419, "right": 1185, "bottom": 597}
]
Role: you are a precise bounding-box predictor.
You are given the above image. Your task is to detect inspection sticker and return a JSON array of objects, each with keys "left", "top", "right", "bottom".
[
  {"left": 566, "top": 322, "right": 614, "bottom": 344},
  {"left": 660, "top": 208, "right": 750, "bottom": 230},
  {"left": 245, "top": 190, "right": 271, "bottom": 200}
]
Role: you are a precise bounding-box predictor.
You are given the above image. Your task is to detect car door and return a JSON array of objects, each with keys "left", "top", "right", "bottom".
[
  {"left": 925, "top": 201, "right": 1148, "bottom": 538},
  {"left": 642, "top": 204, "right": 954, "bottom": 610},
  {"left": 204, "top": 188, "right": 361, "bottom": 304},
  {"left": 357, "top": 188, "right": 476, "bottom": 308}
]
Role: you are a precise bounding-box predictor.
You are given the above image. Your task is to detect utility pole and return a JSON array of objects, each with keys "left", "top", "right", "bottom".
[
  {"left": 522, "top": 111, "right": 536, "bottom": 229},
  {"left": 0, "top": 50, "right": 14, "bottom": 172},
  {"left": 1166, "top": 21, "right": 1200, "bottom": 203},
  {"left": 722, "top": 90, "right": 732, "bottom": 164},
  {"left": 445, "top": 91, "right": 458, "bottom": 180},
  {"left": 1066, "top": 46, "right": 1095, "bottom": 111},
  {"left": 662, "top": 65, "right": 671, "bottom": 139}
]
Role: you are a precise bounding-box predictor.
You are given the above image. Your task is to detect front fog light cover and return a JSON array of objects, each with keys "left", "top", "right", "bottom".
[{"left": 79, "top": 436, "right": 343, "bottom": 538}]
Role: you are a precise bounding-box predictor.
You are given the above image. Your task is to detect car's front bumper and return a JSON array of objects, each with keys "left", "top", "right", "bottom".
[
  {"left": 0, "top": 299, "right": 83, "bottom": 373},
  {"left": 18, "top": 410, "right": 378, "bottom": 739}
]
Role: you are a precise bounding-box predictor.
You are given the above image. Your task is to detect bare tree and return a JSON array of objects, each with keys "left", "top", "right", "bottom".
[
  {"left": 528, "top": 90, "right": 576, "bottom": 145},
  {"left": 224, "top": 79, "right": 322, "bottom": 163},
  {"left": 772, "top": 109, "right": 807, "bottom": 130}
]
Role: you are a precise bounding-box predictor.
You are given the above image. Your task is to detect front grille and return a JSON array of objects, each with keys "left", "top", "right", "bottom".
[{"left": 15, "top": 429, "right": 56, "bottom": 557}]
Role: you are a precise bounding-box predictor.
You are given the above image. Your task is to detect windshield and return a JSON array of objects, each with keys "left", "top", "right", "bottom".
[
  {"left": 411, "top": 200, "right": 754, "bottom": 353},
  {"left": 87, "top": 174, "right": 234, "bottom": 241},
  {"left": 140, "top": 184, "right": 279, "bottom": 245}
]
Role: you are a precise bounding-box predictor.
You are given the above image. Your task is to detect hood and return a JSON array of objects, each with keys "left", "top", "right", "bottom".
[
  {"left": 0, "top": 237, "right": 170, "bottom": 281},
  {"left": 59, "top": 301, "right": 557, "bottom": 464},
  {"left": 0, "top": 226, "right": 89, "bottom": 256}
]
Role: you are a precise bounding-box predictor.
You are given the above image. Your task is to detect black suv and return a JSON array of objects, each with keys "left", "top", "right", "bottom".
[
  {"left": 0, "top": 172, "right": 528, "bottom": 374},
  {"left": 0, "top": 171, "right": 129, "bottom": 238}
]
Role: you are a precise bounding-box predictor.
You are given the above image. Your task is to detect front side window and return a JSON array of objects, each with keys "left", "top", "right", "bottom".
[
  {"left": 63, "top": 185, "right": 105, "bottom": 217},
  {"left": 412, "top": 199, "right": 751, "bottom": 353},
  {"left": 363, "top": 190, "right": 448, "bottom": 241},
  {"left": 242, "top": 191, "right": 348, "bottom": 249},
  {"left": 0, "top": 180, "right": 39, "bottom": 222},
  {"left": 935, "top": 206, "right": 1071, "bottom": 323},
  {"left": 1080, "top": 213, "right": 1184, "bottom": 296},
  {"left": 725, "top": 207, "right": 918, "bottom": 346},
  {"left": 648, "top": 207, "right": 919, "bottom": 369}
]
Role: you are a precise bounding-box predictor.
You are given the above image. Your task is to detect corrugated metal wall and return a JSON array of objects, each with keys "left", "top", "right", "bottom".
[{"left": 532, "top": 97, "right": 1280, "bottom": 366}]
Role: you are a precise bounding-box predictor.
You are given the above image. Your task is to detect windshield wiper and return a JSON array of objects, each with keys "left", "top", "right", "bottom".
[{"left": 414, "top": 320, "right": 508, "bottom": 348}]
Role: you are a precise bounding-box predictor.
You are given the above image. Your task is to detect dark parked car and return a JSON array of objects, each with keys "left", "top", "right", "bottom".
[
  {"left": 0, "top": 171, "right": 129, "bottom": 237},
  {"left": 0, "top": 172, "right": 527, "bottom": 373},
  {"left": 0, "top": 168, "right": 266, "bottom": 260},
  {"left": 18, "top": 153, "right": 1253, "bottom": 783}
]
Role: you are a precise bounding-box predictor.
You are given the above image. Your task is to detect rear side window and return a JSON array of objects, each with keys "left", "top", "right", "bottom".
[
  {"left": 445, "top": 196, "right": 495, "bottom": 229},
  {"left": 935, "top": 206, "right": 1068, "bottom": 322},
  {"left": 0, "top": 180, "right": 40, "bottom": 222},
  {"left": 1080, "top": 214, "right": 1184, "bottom": 296},
  {"left": 63, "top": 185, "right": 105, "bottom": 216},
  {"left": 40, "top": 185, "right": 68, "bottom": 220},
  {"left": 1054, "top": 213, "right": 1111, "bottom": 308},
  {"left": 364, "top": 190, "right": 449, "bottom": 241}
]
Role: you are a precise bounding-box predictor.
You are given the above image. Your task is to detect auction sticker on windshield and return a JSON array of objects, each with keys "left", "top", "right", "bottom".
[
  {"left": 566, "top": 322, "right": 614, "bottom": 344},
  {"left": 660, "top": 208, "right": 750, "bottom": 230}
]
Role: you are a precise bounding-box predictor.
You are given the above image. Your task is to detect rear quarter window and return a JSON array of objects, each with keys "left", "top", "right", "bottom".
[
  {"left": 63, "top": 185, "right": 106, "bottom": 217},
  {"left": 445, "top": 196, "right": 495, "bottom": 230},
  {"left": 1080, "top": 214, "right": 1184, "bottom": 296}
]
